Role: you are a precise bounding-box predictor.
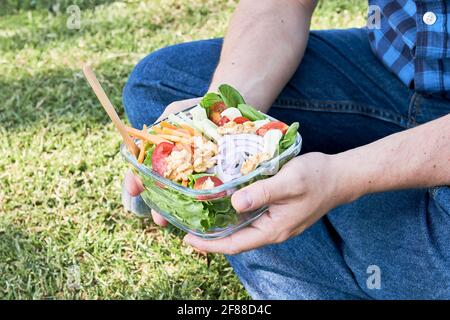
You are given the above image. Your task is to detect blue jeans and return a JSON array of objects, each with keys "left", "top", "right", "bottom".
[{"left": 123, "top": 28, "right": 450, "bottom": 299}]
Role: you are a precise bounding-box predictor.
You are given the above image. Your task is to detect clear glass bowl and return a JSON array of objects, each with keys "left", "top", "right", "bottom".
[{"left": 121, "top": 110, "right": 302, "bottom": 239}]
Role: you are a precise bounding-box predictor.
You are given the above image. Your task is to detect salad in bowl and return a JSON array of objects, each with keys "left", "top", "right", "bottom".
[{"left": 121, "top": 84, "right": 302, "bottom": 239}]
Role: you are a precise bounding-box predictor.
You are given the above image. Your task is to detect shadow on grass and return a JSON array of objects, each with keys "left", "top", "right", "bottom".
[
  {"left": 0, "top": 60, "right": 137, "bottom": 132},
  {"left": 0, "top": 7, "right": 166, "bottom": 54}
]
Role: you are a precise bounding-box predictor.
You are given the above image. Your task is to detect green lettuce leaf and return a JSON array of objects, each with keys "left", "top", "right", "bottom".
[
  {"left": 200, "top": 92, "right": 223, "bottom": 115},
  {"left": 141, "top": 177, "right": 208, "bottom": 230},
  {"left": 237, "top": 104, "right": 267, "bottom": 121},
  {"left": 142, "top": 144, "right": 155, "bottom": 168},
  {"left": 279, "top": 122, "right": 299, "bottom": 153},
  {"left": 218, "top": 84, "right": 245, "bottom": 107},
  {"left": 141, "top": 175, "right": 237, "bottom": 231}
]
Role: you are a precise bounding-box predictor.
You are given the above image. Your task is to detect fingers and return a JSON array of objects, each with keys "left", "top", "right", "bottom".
[
  {"left": 183, "top": 212, "right": 277, "bottom": 254},
  {"left": 124, "top": 169, "right": 144, "bottom": 196},
  {"left": 124, "top": 170, "right": 168, "bottom": 226},
  {"left": 231, "top": 175, "right": 287, "bottom": 212},
  {"left": 151, "top": 210, "right": 168, "bottom": 227}
]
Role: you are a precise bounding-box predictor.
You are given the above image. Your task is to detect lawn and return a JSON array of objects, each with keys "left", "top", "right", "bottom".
[{"left": 0, "top": 0, "right": 366, "bottom": 299}]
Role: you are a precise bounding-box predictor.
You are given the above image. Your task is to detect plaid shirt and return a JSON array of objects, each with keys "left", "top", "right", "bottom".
[{"left": 368, "top": 0, "right": 450, "bottom": 97}]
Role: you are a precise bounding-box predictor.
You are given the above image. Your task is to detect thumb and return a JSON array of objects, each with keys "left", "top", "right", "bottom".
[{"left": 231, "top": 176, "right": 286, "bottom": 212}]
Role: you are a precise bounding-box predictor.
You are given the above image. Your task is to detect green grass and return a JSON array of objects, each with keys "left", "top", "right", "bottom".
[{"left": 0, "top": 0, "right": 366, "bottom": 299}]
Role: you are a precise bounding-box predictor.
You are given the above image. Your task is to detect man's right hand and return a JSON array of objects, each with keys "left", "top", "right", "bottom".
[{"left": 123, "top": 97, "right": 201, "bottom": 226}]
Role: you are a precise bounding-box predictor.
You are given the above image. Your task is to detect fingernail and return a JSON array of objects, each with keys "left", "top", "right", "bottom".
[{"left": 233, "top": 190, "right": 251, "bottom": 211}]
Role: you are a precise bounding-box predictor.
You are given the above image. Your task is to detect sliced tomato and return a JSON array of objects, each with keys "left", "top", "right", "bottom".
[
  {"left": 151, "top": 142, "right": 175, "bottom": 176},
  {"left": 194, "top": 176, "right": 223, "bottom": 190},
  {"left": 217, "top": 116, "right": 230, "bottom": 126},
  {"left": 233, "top": 116, "right": 250, "bottom": 124},
  {"left": 256, "top": 121, "right": 289, "bottom": 136},
  {"left": 210, "top": 101, "right": 227, "bottom": 125},
  {"left": 194, "top": 176, "right": 226, "bottom": 200}
]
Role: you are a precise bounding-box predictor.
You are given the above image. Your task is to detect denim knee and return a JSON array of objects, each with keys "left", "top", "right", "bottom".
[
  {"left": 122, "top": 40, "right": 221, "bottom": 129},
  {"left": 428, "top": 186, "right": 450, "bottom": 264},
  {"left": 226, "top": 249, "right": 274, "bottom": 299},
  {"left": 122, "top": 47, "right": 177, "bottom": 129},
  {"left": 430, "top": 186, "right": 450, "bottom": 214}
]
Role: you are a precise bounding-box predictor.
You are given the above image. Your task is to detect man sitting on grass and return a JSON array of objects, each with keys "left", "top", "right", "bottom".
[{"left": 122, "top": 0, "right": 450, "bottom": 299}]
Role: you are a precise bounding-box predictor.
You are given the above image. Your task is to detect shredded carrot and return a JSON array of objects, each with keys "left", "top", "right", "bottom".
[
  {"left": 160, "top": 121, "right": 178, "bottom": 130},
  {"left": 178, "top": 128, "right": 192, "bottom": 135},
  {"left": 180, "top": 124, "right": 196, "bottom": 135},
  {"left": 158, "top": 134, "right": 191, "bottom": 144},
  {"left": 152, "top": 126, "right": 164, "bottom": 134},
  {"left": 137, "top": 141, "right": 146, "bottom": 164},
  {"left": 126, "top": 126, "right": 171, "bottom": 145},
  {"left": 161, "top": 127, "right": 191, "bottom": 138},
  {"left": 181, "top": 180, "right": 188, "bottom": 187}
]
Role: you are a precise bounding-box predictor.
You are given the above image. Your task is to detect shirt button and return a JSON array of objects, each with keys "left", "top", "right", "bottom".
[{"left": 423, "top": 11, "right": 437, "bottom": 25}]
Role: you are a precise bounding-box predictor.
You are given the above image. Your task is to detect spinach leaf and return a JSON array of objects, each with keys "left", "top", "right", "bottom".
[
  {"left": 200, "top": 92, "right": 223, "bottom": 114},
  {"left": 237, "top": 103, "right": 267, "bottom": 121},
  {"left": 279, "top": 122, "right": 299, "bottom": 153},
  {"left": 218, "top": 84, "right": 245, "bottom": 107}
]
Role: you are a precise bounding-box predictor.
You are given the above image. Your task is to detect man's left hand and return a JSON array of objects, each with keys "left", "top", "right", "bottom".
[{"left": 184, "top": 152, "right": 355, "bottom": 254}]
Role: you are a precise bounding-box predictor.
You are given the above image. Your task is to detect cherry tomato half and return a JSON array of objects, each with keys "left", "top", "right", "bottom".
[
  {"left": 194, "top": 176, "right": 226, "bottom": 200},
  {"left": 217, "top": 116, "right": 230, "bottom": 126},
  {"left": 210, "top": 101, "right": 227, "bottom": 125},
  {"left": 256, "top": 121, "right": 289, "bottom": 136},
  {"left": 152, "top": 142, "right": 175, "bottom": 176},
  {"left": 233, "top": 116, "right": 250, "bottom": 124}
]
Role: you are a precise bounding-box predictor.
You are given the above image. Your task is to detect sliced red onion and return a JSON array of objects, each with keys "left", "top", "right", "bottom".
[{"left": 216, "top": 134, "right": 264, "bottom": 182}]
